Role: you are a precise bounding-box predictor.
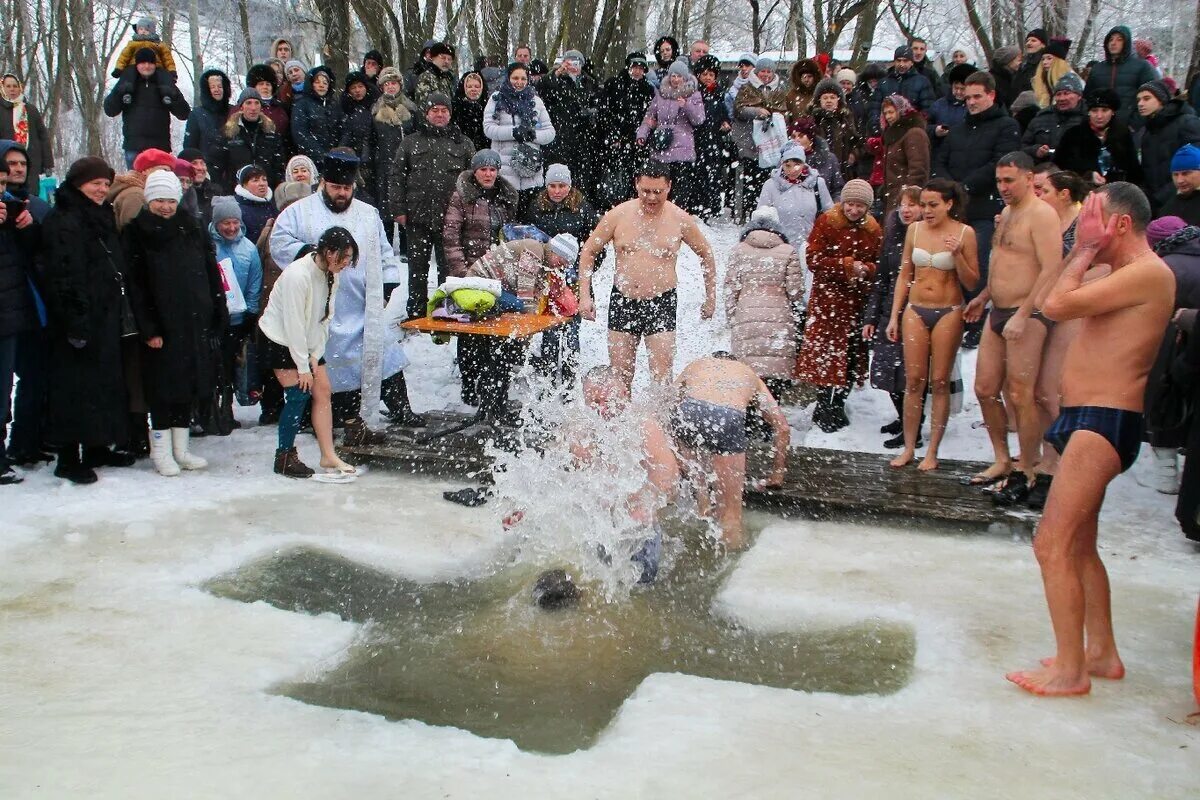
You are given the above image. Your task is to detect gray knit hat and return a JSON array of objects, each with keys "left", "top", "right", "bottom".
[
  {"left": 1053, "top": 72, "right": 1084, "bottom": 95},
  {"left": 563, "top": 50, "right": 585, "bottom": 65},
  {"left": 284, "top": 59, "right": 307, "bottom": 75},
  {"left": 840, "top": 179, "right": 875, "bottom": 207},
  {"left": 668, "top": 59, "right": 691, "bottom": 78},
  {"left": 211, "top": 195, "right": 242, "bottom": 226},
  {"left": 544, "top": 163, "right": 572, "bottom": 185},
  {"left": 993, "top": 46, "right": 1021, "bottom": 68},
  {"left": 549, "top": 233, "right": 580, "bottom": 263},
  {"left": 237, "top": 86, "right": 262, "bottom": 105},
  {"left": 423, "top": 92, "right": 452, "bottom": 111},
  {"left": 755, "top": 56, "right": 776, "bottom": 71},
  {"left": 471, "top": 148, "right": 502, "bottom": 170}
]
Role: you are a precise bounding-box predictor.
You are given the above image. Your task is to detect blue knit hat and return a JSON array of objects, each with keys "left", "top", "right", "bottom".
[{"left": 1171, "top": 144, "right": 1200, "bottom": 173}]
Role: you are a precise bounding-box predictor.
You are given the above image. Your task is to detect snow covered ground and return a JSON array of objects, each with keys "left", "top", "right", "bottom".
[{"left": 2, "top": 217, "right": 1198, "bottom": 798}]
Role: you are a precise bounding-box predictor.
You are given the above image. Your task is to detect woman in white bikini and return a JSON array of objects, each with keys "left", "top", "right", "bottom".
[{"left": 887, "top": 179, "right": 980, "bottom": 470}]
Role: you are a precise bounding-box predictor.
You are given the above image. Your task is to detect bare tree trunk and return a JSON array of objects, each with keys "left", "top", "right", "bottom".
[
  {"left": 794, "top": 1, "right": 808, "bottom": 58},
  {"left": 1189, "top": 0, "right": 1200, "bottom": 89},
  {"left": 850, "top": 1, "right": 881, "bottom": 69},
  {"left": 962, "top": 0, "right": 994, "bottom": 64},
  {"left": 480, "top": 0, "right": 517, "bottom": 57},
  {"left": 315, "top": 0, "right": 351, "bottom": 79},
  {"left": 816, "top": 0, "right": 869, "bottom": 52},
  {"left": 354, "top": 0, "right": 394, "bottom": 64},
  {"left": 749, "top": 0, "right": 762, "bottom": 53},
  {"left": 422, "top": 0, "right": 440, "bottom": 39},
  {"left": 1071, "top": 0, "right": 1102, "bottom": 66},
  {"left": 237, "top": 0, "right": 253, "bottom": 71},
  {"left": 1046, "top": 0, "right": 1069, "bottom": 37},
  {"left": 517, "top": 0, "right": 535, "bottom": 52},
  {"left": 782, "top": 0, "right": 798, "bottom": 52},
  {"left": 592, "top": 0, "right": 620, "bottom": 66},
  {"left": 701, "top": 0, "right": 717, "bottom": 40},
  {"left": 188, "top": 0, "right": 203, "bottom": 83}
]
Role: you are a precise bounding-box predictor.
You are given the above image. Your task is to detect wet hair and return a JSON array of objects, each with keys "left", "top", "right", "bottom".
[
  {"left": 897, "top": 185, "right": 922, "bottom": 206},
  {"left": 1032, "top": 161, "right": 1061, "bottom": 176},
  {"left": 533, "top": 569, "right": 580, "bottom": 610},
  {"left": 315, "top": 227, "right": 358, "bottom": 320},
  {"left": 964, "top": 71, "right": 995, "bottom": 92},
  {"left": 1097, "top": 182, "right": 1151, "bottom": 232},
  {"left": 997, "top": 151, "right": 1035, "bottom": 172},
  {"left": 922, "top": 178, "right": 968, "bottom": 221},
  {"left": 636, "top": 160, "right": 673, "bottom": 183},
  {"left": 1047, "top": 170, "right": 1089, "bottom": 202}
]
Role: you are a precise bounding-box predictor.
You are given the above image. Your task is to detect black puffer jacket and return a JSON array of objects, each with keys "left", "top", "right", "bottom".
[
  {"left": 599, "top": 69, "right": 656, "bottom": 149},
  {"left": 209, "top": 110, "right": 287, "bottom": 188},
  {"left": 290, "top": 66, "right": 345, "bottom": 160},
  {"left": 388, "top": 118, "right": 476, "bottom": 227},
  {"left": 103, "top": 66, "right": 191, "bottom": 153},
  {"left": 1021, "top": 101, "right": 1087, "bottom": 160},
  {"left": 123, "top": 208, "right": 228, "bottom": 407},
  {"left": 538, "top": 72, "right": 603, "bottom": 192},
  {"left": 0, "top": 220, "right": 39, "bottom": 338},
  {"left": 524, "top": 188, "right": 600, "bottom": 246},
  {"left": 338, "top": 75, "right": 376, "bottom": 162},
  {"left": 1053, "top": 118, "right": 1141, "bottom": 184},
  {"left": 932, "top": 103, "right": 1021, "bottom": 221},
  {"left": 1083, "top": 26, "right": 1159, "bottom": 126},
  {"left": 1139, "top": 100, "right": 1200, "bottom": 210},
  {"left": 183, "top": 69, "right": 232, "bottom": 154},
  {"left": 38, "top": 184, "right": 128, "bottom": 447}
]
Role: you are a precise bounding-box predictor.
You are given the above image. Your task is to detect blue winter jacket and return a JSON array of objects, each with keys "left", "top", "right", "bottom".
[{"left": 209, "top": 221, "right": 263, "bottom": 326}]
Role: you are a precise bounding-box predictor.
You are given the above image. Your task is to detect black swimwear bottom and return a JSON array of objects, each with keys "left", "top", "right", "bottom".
[
  {"left": 909, "top": 304, "right": 960, "bottom": 331},
  {"left": 671, "top": 398, "right": 748, "bottom": 455},
  {"left": 264, "top": 337, "right": 325, "bottom": 371},
  {"left": 1044, "top": 406, "right": 1143, "bottom": 473},
  {"left": 608, "top": 287, "right": 678, "bottom": 338},
  {"left": 989, "top": 306, "right": 1054, "bottom": 335}
]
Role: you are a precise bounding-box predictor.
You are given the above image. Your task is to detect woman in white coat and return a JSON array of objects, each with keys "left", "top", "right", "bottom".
[{"left": 483, "top": 63, "right": 555, "bottom": 214}]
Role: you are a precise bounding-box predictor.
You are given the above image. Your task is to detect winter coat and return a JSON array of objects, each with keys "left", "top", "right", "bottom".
[
  {"left": 259, "top": 99, "right": 291, "bottom": 143},
  {"left": 847, "top": 80, "right": 876, "bottom": 137},
  {"left": 925, "top": 95, "right": 967, "bottom": 158},
  {"left": 1022, "top": 101, "right": 1087, "bottom": 159},
  {"left": 990, "top": 65, "right": 1020, "bottom": 112},
  {"left": 38, "top": 184, "right": 128, "bottom": 446},
  {"left": 784, "top": 60, "right": 823, "bottom": 121},
  {"left": 600, "top": 71, "right": 656, "bottom": 149},
  {"left": 388, "top": 118, "right": 475, "bottom": 227},
  {"left": 230, "top": 187, "right": 276, "bottom": 246},
  {"left": 367, "top": 93, "right": 416, "bottom": 217},
  {"left": 804, "top": 136, "right": 846, "bottom": 200},
  {"left": 453, "top": 76, "right": 489, "bottom": 151},
  {"left": 733, "top": 74, "right": 789, "bottom": 160},
  {"left": 524, "top": 188, "right": 600, "bottom": 258},
  {"left": 1165, "top": 232, "right": 1200, "bottom": 538},
  {"left": 882, "top": 112, "right": 930, "bottom": 211},
  {"left": 106, "top": 172, "right": 148, "bottom": 231},
  {"left": 812, "top": 103, "right": 863, "bottom": 178},
  {"left": 290, "top": 67, "right": 345, "bottom": 160},
  {"left": 1161, "top": 192, "right": 1200, "bottom": 227},
  {"left": 694, "top": 78, "right": 730, "bottom": 154},
  {"left": 414, "top": 66, "right": 456, "bottom": 105},
  {"left": 1139, "top": 100, "right": 1200, "bottom": 210},
  {"left": 756, "top": 168, "right": 833, "bottom": 249},
  {"left": 1013, "top": 53, "right": 1040, "bottom": 100},
  {"left": 103, "top": 66, "right": 190, "bottom": 153},
  {"left": 869, "top": 68, "right": 934, "bottom": 123},
  {"left": 210, "top": 221, "right": 263, "bottom": 325},
  {"left": 182, "top": 69, "right": 232, "bottom": 154},
  {"left": 209, "top": 110, "right": 287, "bottom": 188},
  {"left": 0, "top": 213, "right": 39, "bottom": 337},
  {"left": 441, "top": 170, "right": 519, "bottom": 277},
  {"left": 192, "top": 178, "right": 225, "bottom": 229},
  {"left": 0, "top": 97, "right": 52, "bottom": 193},
  {"left": 1083, "top": 26, "right": 1159, "bottom": 125},
  {"left": 482, "top": 91, "right": 556, "bottom": 191},
  {"left": 1175, "top": 318, "right": 1200, "bottom": 540},
  {"left": 1145, "top": 229, "right": 1200, "bottom": 451},
  {"left": 725, "top": 227, "right": 805, "bottom": 379},
  {"left": 338, "top": 91, "right": 376, "bottom": 163},
  {"left": 123, "top": 208, "right": 228, "bottom": 407},
  {"left": 913, "top": 59, "right": 944, "bottom": 98},
  {"left": 636, "top": 77, "right": 706, "bottom": 163},
  {"left": 797, "top": 205, "right": 882, "bottom": 387},
  {"left": 864, "top": 209, "right": 909, "bottom": 393},
  {"left": 932, "top": 103, "right": 1021, "bottom": 221},
  {"left": 537, "top": 72, "right": 602, "bottom": 190},
  {"left": 1053, "top": 118, "right": 1140, "bottom": 183}
]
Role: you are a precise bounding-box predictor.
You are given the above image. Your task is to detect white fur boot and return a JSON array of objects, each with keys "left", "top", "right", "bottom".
[
  {"left": 1151, "top": 447, "right": 1179, "bottom": 495},
  {"left": 150, "top": 429, "right": 180, "bottom": 477},
  {"left": 171, "top": 428, "right": 208, "bottom": 470}
]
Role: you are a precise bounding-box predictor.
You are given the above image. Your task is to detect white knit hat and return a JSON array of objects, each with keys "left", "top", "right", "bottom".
[
  {"left": 143, "top": 170, "right": 182, "bottom": 203},
  {"left": 549, "top": 233, "right": 580, "bottom": 263}
]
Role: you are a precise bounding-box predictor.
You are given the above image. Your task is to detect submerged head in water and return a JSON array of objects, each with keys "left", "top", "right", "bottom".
[{"left": 533, "top": 569, "right": 581, "bottom": 610}]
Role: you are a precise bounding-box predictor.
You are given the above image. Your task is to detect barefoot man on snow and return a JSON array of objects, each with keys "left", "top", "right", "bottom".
[{"left": 1006, "top": 183, "right": 1174, "bottom": 696}]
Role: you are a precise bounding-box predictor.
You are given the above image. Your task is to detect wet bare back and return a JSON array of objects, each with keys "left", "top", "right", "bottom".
[{"left": 676, "top": 357, "right": 769, "bottom": 409}]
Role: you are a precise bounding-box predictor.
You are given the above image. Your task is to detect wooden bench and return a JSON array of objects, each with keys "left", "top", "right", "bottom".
[{"left": 400, "top": 312, "right": 568, "bottom": 339}]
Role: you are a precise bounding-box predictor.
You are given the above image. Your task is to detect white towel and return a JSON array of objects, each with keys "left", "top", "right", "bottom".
[{"left": 441, "top": 276, "right": 502, "bottom": 297}]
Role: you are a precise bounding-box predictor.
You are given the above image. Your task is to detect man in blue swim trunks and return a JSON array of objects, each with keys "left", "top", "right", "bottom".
[
  {"left": 671, "top": 353, "right": 790, "bottom": 549},
  {"left": 1006, "top": 184, "right": 1175, "bottom": 697}
]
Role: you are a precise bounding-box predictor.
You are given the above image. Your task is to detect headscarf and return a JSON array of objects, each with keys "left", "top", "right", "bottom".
[
  {"left": 494, "top": 66, "right": 537, "bottom": 122},
  {"left": 880, "top": 93, "right": 915, "bottom": 130},
  {"left": 2, "top": 73, "right": 29, "bottom": 147},
  {"left": 286, "top": 154, "right": 319, "bottom": 184}
]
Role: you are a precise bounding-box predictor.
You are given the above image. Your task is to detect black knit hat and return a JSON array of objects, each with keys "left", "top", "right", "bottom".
[
  {"left": 1084, "top": 87, "right": 1120, "bottom": 110},
  {"left": 429, "top": 42, "right": 454, "bottom": 59},
  {"left": 1139, "top": 79, "right": 1172, "bottom": 104},
  {"left": 1027, "top": 28, "right": 1049, "bottom": 47},
  {"left": 692, "top": 54, "right": 721, "bottom": 77},
  {"left": 65, "top": 156, "right": 115, "bottom": 188},
  {"left": 177, "top": 147, "right": 205, "bottom": 162},
  {"left": 528, "top": 58, "right": 548, "bottom": 76},
  {"left": 246, "top": 63, "right": 278, "bottom": 89},
  {"left": 363, "top": 49, "right": 385, "bottom": 67},
  {"left": 344, "top": 70, "right": 369, "bottom": 91}
]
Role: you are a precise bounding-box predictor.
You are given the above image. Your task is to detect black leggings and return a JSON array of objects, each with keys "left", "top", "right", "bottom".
[{"left": 151, "top": 402, "right": 191, "bottom": 430}]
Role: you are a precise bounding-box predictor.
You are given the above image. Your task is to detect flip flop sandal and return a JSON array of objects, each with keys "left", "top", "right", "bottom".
[
  {"left": 960, "top": 470, "right": 1010, "bottom": 487},
  {"left": 311, "top": 471, "right": 357, "bottom": 484}
]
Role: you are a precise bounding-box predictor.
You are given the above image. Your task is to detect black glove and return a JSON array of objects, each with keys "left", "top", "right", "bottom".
[
  {"left": 512, "top": 126, "right": 530, "bottom": 143},
  {"left": 383, "top": 282, "right": 399, "bottom": 303}
]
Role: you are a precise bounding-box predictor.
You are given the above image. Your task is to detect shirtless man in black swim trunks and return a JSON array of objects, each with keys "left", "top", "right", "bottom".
[
  {"left": 578, "top": 161, "right": 717, "bottom": 391},
  {"left": 671, "top": 353, "right": 789, "bottom": 550},
  {"left": 965, "top": 152, "right": 1062, "bottom": 501},
  {"left": 1006, "top": 184, "right": 1174, "bottom": 697}
]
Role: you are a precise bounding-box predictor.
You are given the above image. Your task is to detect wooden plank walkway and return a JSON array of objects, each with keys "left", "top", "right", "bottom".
[{"left": 343, "top": 411, "right": 1039, "bottom": 536}]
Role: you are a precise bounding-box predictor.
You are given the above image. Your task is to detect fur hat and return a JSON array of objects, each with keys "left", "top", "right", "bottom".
[
  {"left": 1085, "top": 88, "right": 1120, "bottom": 110},
  {"left": 363, "top": 49, "right": 385, "bottom": 68},
  {"left": 177, "top": 147, "right": 204, "bottom": 163},
  {"left": 470, "top": 149, "right": 502, "bottom": 170},
  {"left": 272, "top": 180, "right": 313, "bottom": 211},
  {"left": 143, "top": 170, "right": 182, "bottom": 203},
  {"left": 429, "top": 42, "right": 454, "bottom": 59},
  {"left": 692, "top": 54, "right": 721, "bottom": 77},
  {"left": 840, "top": 179, "right": 874, "bottom": 207},
  {"left": 746, "top": 205, "right": 787, "bottom": 241},
  {"left": 1053, "top": 72, "right": 1084, "bottom": 95},
  {"left": 860, "top": 63, "right": 887, "bottom": 82},
  {"left": 344, "top": 70, "right": 369, "bottom": 91},
  {"left": 548, "top": 233, "right": 580, "bottom": 263},
  {"left": 65, "top": 156, "right": 114, "bottom": 188},
  {"left": 814, "top": 78, "right": 843, "bottom": 100},
  {"left": 211, "top": 195, "right": 242, "bottom": 226},
  {"left": 1045, "top": 37, "right": 1072, "bottom": 60},
  {"left": 246, "top": 63, "right": 278, "bottom": 89},
  {"left": 544, "top": 163, "right": 572, "bottom": 185},
  {"left": 945, "top": 63, "right": 977, "bottom": 86},
  {"left": 132, "top": 148, "right": 176, "bottom": 173},
  {"left": 378, "top": 66, "right": 403, "bottom": 87},
  {"left": 134, "top": 48, "right": 158, "bottom": 65}
]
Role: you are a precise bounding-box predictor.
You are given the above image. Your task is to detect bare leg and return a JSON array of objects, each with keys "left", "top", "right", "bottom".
[
  {"left": 891, "top": 307, "right": 928, "bottom": 468},
  {"left": 920, "top": 308, "right": 965, "bottom": 471},
  {"left": 675, "top": 443, "right": 712, "bottom": 518},
  {"left": 972, "top": 323, "right": 1012, "bottom": 480},
  {"left": 1004, "top": 322, "right": 1050, "bottom": 483},
  {"left": 607, "top": 330, "right": 639, "bottom": 394},
  {"left": 1034, "top": 319, "right": 1079, "bottom": 475},
  {"left": 644, "top": 330, "right": 677, "bottom": 386},
  {"left": 1006, "top": 431, "right": 1121, "bottom": 696},
  {"left": 310, "top": 366, "right": 348, "bottom": 468},
  {"left": 711, "top": 451, "right": 748, "bottom": 550}
]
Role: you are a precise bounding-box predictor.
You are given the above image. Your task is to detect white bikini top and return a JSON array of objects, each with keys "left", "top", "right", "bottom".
[{"left": 912, "top": 223, "right": 965, "bottom": 272}]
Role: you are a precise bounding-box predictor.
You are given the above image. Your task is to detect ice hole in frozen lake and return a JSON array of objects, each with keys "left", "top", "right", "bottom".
[{"left": 203, "top": 528, "right": 916, "bottom": 755}]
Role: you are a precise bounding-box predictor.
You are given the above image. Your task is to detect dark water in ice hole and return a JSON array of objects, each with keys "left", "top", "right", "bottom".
[{"left": 204, "top": 525, "right": 916, "bottom": 754}]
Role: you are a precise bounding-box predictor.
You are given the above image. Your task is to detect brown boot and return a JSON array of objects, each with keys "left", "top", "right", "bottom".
[
  {"left": 342, "top": 416, "right": 388, "bottom": 447},
  {"left": 274, "top": 447, "right": 314, "bottom": 478}
]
